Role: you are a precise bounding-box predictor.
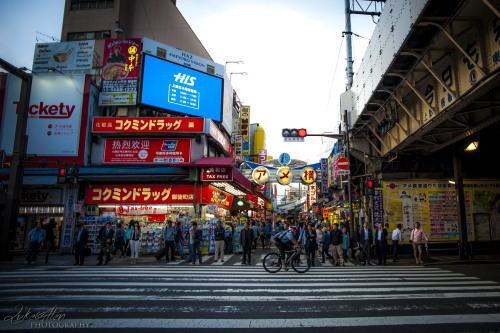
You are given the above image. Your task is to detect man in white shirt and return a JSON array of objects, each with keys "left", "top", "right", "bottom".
[{"left": 392, "top": 224, "right": 402, "bottom": 263}]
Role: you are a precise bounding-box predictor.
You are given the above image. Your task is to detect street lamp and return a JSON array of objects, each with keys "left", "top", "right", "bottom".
[
  {"left": 224, "top": 60, "right": 244, "bottom": 72},
  {"left": 230, "top": 72, "right": 248, "bottom": 81},
  {"left": 115, "top": 21, "right": 126, "bottom": 39}
]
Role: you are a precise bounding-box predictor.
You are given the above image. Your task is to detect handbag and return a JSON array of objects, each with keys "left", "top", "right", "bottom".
[
  {"left": 83, "top": 247, "right": 91, "bottom": 257},
  {"left": 103, "top": 246, "right": 113, "bottom": 254}
]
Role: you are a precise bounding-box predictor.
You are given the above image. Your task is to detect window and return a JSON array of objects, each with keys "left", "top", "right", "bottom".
[
  {"left": 70, "top": 0, "right": 114, "bottom": 10},
  {"left": 67, "top": 30, "right": 111, "bottom": 41}
]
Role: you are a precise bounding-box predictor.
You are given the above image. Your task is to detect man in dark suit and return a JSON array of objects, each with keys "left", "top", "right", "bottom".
[
  {"left": 304, "top": 223, "right": 317, "bottom": 267},
  {"left": 74, "top": 223, "right": 89, "bottom": 266},
  {"left": 360, "top": 222, "right": 373, "bottom": 265},
  {"left": 97, "top": 221, "right": 114, "bottom": 265},
  {"left": 239, "top": 222, "right": 255, "bottom": 265},
  {"left": 375, "top": 222, "right": 388, "bottom": 265}
]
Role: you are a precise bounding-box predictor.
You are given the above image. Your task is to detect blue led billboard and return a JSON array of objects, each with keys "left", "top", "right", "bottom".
[{"left": 140, "top": 54, "right": 223, "bottom": 121}]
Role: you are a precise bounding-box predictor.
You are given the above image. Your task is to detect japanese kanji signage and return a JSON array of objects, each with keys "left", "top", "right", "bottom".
[
  {"left": 92, "top": 117, "right": 205, "bottom": 133},
  {"left": 308, "top": 183, "right": 317, "bottom": 206},
  {"left": 240, "top": 106, "right": 250, "bottom": 161},
  {"left": 300, "top": 167, "right": 317, "bottom": 185},
  {"left": 252, "top": 166, "right": 270, "bottom": 185},
  {"left": 86, "top": 185, "right": 196, "bottom": 204},
  {"left": 200, "top": 167, "right": 233, "bottom": 182},
  {"left": 320, "top": 158, "right": 329, "bottom": 193},
  {"left": 100, "top": 38, "right": 141, "bottom": 105},
  {"left": 234, "top": 135, "right": 243, "bottom": 160},
  {"left": 103, "top": 138, "right": 191, "bottom": 164}
]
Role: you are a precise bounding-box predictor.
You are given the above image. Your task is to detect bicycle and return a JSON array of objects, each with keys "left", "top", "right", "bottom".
[{"left": 263, "top": 246, "right": 311, "bottom": 273}]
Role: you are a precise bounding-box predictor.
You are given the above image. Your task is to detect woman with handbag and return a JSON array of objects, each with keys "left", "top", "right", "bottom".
[{"left": 129, "top": 221, "right": 142, "bottom": 264}]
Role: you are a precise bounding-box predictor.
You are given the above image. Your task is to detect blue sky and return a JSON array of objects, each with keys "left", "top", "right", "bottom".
[{"left": 0, "top": 0, "right": 378, "bottom": 165}]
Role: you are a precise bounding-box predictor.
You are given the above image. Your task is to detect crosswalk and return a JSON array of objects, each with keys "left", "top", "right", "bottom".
[
  {"left": 159, "top": 252, "right": 355, "bottom": 267},
  {"left": 0, "top": 265, "right": 499, "bottom": 330}
]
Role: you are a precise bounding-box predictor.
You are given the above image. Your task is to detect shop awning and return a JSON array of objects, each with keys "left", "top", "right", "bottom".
[{"left": 187, "top": 157, "right": 235, "bottom": 167}]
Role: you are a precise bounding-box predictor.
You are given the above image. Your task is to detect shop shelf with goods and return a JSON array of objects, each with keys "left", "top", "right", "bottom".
[{"left": 140, "top": 222, "right": 163, "bottom": 254}]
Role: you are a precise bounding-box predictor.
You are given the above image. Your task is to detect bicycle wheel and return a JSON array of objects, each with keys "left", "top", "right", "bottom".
[
  {"left": 291, "top": 252, "right": 311, "bottom": 273},
  {"left": 263, "top": 252, "right": 282, "bottom": 273}
]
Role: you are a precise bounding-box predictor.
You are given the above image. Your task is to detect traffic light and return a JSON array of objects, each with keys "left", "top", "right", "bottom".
[
  {"left": 57, "top": 167, "right": 79, "bottom": 184},
  {"left": 57, "top": 168, "right": 68, "bottom": 184},
  {"left": 282, "top": 128, "right": 307, "bottom": 137},
  {"left": 367, "top": 179, "right": 374, "bottom": 195},
  {"left": 67, "top": 167, "right": 79, "bottom": 184}
]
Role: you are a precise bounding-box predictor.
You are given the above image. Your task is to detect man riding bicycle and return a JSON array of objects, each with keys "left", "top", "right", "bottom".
[{"left": 274, "top": 222, "right": 301, "bottom": 270}]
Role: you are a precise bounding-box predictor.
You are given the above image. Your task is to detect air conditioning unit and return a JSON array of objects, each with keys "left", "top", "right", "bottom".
[{"left": 84, "top": 205, "right": 99, "bottom": 216}]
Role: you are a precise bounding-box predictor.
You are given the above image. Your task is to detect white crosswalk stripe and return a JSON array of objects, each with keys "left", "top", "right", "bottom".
[{"left": 0, "top": 266, "right": 499, "bottom": 331}]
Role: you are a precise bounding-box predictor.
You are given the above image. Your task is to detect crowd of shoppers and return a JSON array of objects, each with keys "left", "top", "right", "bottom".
[{"left": 23, "top": 216, "right": 428, "bottom": 266}]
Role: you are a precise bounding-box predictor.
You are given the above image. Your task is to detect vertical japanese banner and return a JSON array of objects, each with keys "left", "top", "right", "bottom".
[
  {"left": 240, "top": 106, "right": 250, "bottom": 161},
  {"left": 61, "top": 188, "right": 78, "bottom": 253},
  {"left": 372, "top": 189, "right": 384, "bottom": 229},
  {"left": 320, "top": 158, "right": 329, "bottom": 193},
  {"left": 100, "top": 39, "right": 141, "bottom": 106},
  {"left": 234, "top": 135, "right": 243, "bottom": 160}
]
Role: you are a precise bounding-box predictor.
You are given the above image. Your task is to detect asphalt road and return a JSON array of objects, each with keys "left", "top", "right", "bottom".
[{"left": 0, "top": 253, "right": 499, "bottom": 333}]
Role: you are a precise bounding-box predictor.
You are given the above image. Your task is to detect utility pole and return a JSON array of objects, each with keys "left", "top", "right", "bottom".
[
  {"left": 344, "top": 110, "right": 355, "bottom": 232},
  {"left": 0, "top": 58, "right": 32, "bottom": 260}
]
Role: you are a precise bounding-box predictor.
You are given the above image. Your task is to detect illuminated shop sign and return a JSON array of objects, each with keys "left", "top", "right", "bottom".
[{"left": 140, "top": 55, "right": 223, "bottom": 122}]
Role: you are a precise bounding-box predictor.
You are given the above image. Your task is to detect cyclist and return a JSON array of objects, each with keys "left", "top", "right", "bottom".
[{"left": 274, "top": 222, "right": 300, "bottom": 271}]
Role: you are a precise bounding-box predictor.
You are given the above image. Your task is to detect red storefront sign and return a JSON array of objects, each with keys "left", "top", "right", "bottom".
[
  {"left": 200, "top": 167, "right": 233, "bottom": 182},
  {"left": 92, "top": 117, "right": 205, "bottom": 133},
  {"left": 208, "top": 120, "right": 233, "bottom": 155},
  {"left": 202, "top": 186, "right": 233, "bottom": 210},
  {"left": 103, "top": 138, "right": 191, "bottom": 164},
  {"left": 86, "top": 184, "right": 234, "bottom": 209},
  {"left": 85, "top": 185, "right": 196, "bottom": 204}
]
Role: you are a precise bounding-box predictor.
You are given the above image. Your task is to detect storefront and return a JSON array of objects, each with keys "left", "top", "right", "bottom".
[
  {"left": 16, "top": 189, "right": 65, "bottom": 251},
  {"left": 83, "top": 183, "right": 238, "bottom": 255}
]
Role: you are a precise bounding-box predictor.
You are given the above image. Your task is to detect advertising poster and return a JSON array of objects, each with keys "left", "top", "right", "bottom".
[
  {"left": 0, "top": 74, "right": 85, "bottom": 156},
  {"left": 100, "top": 38, "right": 141, "bottom": 105},
  {"left": 140, "top": 55, "right": 223, "bottom": 121},
  {"left": 32, "top": 40, "right": 95, "bottom": 72},
  {"left": 234, "top": 135, "right": 243, "bottom": 160},
  {"left": 379, "top": 180, "right": 485, "bottom": 243},
  {"left": 103, "top": 138, "right": 191, "bottom": 164},
  {"left": 221, "top": 73, "right": 233, "bottom": 135}
]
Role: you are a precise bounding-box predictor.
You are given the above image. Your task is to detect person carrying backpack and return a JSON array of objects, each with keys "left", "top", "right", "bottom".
[{"left": 274, "top": 222, "right": 300, "bottom": 271}]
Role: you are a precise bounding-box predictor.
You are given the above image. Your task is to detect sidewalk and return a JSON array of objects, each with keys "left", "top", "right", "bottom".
[{"left": 2, "top": 248, "right": 500, "bottom": 267}]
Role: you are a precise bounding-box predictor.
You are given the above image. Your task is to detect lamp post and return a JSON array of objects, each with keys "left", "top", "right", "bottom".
[
  {"left": 0, "top": 59, "right": 32, "bottom": 260},
  {"left": 224, "top": 60, "right": 244, "bottom": 73},
  {"left": 230, "top": 72, "right": 248, "bottom": 82},
  {"left": 115, "top": 21, "right": 126, "bottom": 39}
]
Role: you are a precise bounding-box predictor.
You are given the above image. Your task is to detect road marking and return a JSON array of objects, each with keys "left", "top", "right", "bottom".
[
  {"left": 1, "top": 314, "right": 500, "bottom": 330},
  {"left": 1, "top": 285, "right": 498, "bottom": 294},
  {"left": 0, "top": 280, "right": 495, "bottom": 288},
  {"left": 2, "top": 293, "right": 500, "bottom": 303},
  {"left": 211, "top": 255, "right": 233, "bottom": 265}
]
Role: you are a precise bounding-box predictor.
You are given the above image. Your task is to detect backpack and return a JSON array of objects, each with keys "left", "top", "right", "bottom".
[
  {"left": 194, "top": 229, "right": 203, "bottom": 243},
  {"left": 273, "top": 231, "right": 287, "bottom": 244}
]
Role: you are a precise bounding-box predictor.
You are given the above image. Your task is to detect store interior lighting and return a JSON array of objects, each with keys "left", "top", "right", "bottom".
[{"left": 211, "top": 182, "right": 247, "bottom": 196}]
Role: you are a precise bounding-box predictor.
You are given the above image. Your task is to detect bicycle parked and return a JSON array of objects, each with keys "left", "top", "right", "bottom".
[{"left": 263, "top": 245, "right": 311, "bottom": 273}]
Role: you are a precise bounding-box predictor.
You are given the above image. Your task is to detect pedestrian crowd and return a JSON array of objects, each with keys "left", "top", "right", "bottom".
[{"left": 24, "top": 217, "right": 428, "bottom": 266}]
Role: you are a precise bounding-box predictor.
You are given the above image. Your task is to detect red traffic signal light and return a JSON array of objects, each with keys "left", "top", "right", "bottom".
[
  {"left": 367, "top": 180, "right": 373, "bottom": 188},
  {"left": 59, "top": 168, "right": 66, "bottom": 176},
  {"left": 282, "top": 128, "right": 307, "bottom": 137}
]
